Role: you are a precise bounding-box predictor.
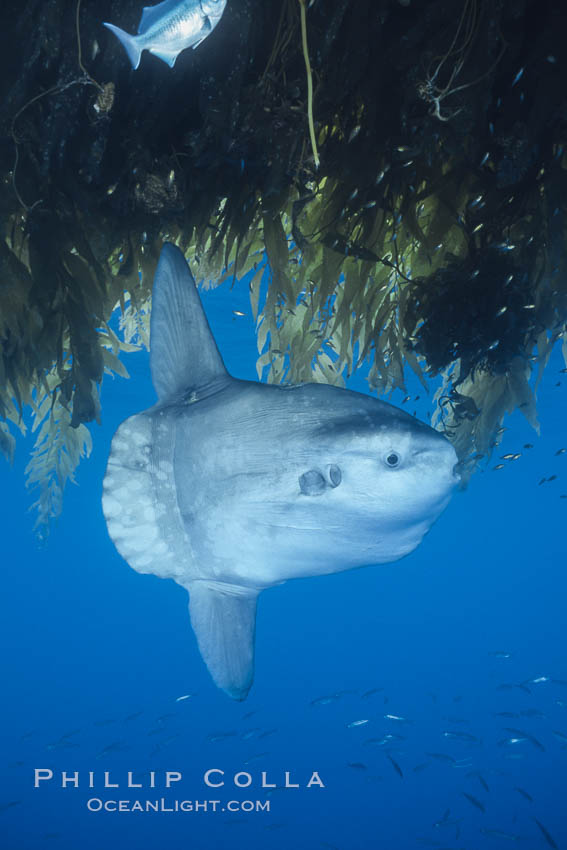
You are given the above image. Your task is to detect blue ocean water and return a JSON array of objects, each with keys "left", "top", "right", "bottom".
[{"left": 1, "top": 274, "right": 566, "bottom": 850}]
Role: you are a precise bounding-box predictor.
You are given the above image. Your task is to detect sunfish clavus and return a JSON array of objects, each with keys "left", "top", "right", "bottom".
[{"left": 103, "top": 244, "right": 459, "bottom": 699}]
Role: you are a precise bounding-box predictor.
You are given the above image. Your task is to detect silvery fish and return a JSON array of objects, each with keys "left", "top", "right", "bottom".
[
  {"left": 102, "top": 245, "right": 459, "bottom": 700},
  {"left": 103, "top": 0, "right": 227, "bottom": 69}
]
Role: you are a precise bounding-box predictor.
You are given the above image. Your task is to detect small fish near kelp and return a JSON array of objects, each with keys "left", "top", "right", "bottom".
[{"left": 104, "top": 0, "right": 227, "bottom": 69}]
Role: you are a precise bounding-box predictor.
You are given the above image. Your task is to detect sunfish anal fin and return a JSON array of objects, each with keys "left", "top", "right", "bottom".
[
  {"left": 150, "top": 243, "right": 230, "bottom": 403},
  {"left": 187, "top": 581, "right": 258, "bottom": 701}
]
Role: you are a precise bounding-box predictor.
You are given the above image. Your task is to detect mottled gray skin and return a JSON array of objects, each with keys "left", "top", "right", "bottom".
[
  {"left": 103, "top": 0, "right": 226, "bottom": 69},
  {"left": 103, "top": 245, "right": 459, "bottom": 700},
  {"left": 166, "top": 379, "right": 456, "bottom": 585}
]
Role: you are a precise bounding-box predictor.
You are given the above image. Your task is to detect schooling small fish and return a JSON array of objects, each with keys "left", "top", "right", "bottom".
[
  {"left": 361, "top": 688, "right": 383, "bottom": 699},
  {"left": 442, "top": 731, "right": 479, "bottom": 743},
  {"left": 504, "top": 727, "right": 545, "bottom": 751},
  {"left": 514, "top": 786, "right": 533, "bottom": 802},
  {"left": 243, "top": 753, "right": 268, "bottom": 764},
  {"left": 533, "top": 817, "right": 559, "bottom": 849},
  {"left": 0, "top": 801, "right": 22, "bottom": 813},
  {"left": 310, "top": 694, "right": 339, "bottom": 707},
  {"left": 468, "top": 771, "right": 490, "bottom": 793},
  {"left": 426, "top": 752, "right": 457, "bottom": 764},
  {"left": 433, "top": 808, "right": 461, "bottom": 828},
  {"left": 480, "top": 827, "right": 521, "bottom": 841},
  {"left": 367, "top": 733, "right": 406, "bottom": 748},
  {"left": 104, "top": 0, "right": 227, "bottom": 69},
  {"left": 462, "top": 791, "right": 486, "bottom": 813},
  {"left": 387, "top": 754, "right": 403, "bottom": 778},
  {"left": 95, "top": 741, "right": 130, "bottom": 758},
  {"left": 207, "top": 731, "right": 237, "bottom": 742}
]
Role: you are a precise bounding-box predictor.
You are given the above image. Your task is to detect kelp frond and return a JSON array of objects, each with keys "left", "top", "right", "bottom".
[{"left": 25, "top": 369, "right": 94, "bottom": 536}]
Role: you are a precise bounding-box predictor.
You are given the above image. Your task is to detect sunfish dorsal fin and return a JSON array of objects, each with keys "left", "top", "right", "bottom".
[
  {"left": 150, "top": 243, "right": 229, "bottom": 402},
  {"left": 187, "top": 581, "right": 258, "bottom": 701}
]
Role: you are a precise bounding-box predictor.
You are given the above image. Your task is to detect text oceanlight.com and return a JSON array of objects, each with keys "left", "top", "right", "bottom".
[{"left": 86, "top": 798, "right": 271, "bottom": 813}]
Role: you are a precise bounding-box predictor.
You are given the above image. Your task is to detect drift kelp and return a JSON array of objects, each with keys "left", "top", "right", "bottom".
[{"left": 1, "top": 0, "right": 566, "bottom": 530}]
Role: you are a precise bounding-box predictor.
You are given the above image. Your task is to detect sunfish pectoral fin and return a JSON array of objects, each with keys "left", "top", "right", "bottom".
[
  {"left": 150, "top": 244, "right": 230, "bottom": 403},
  {"left": 187, "top": 581, "right": 258, "bottom": 701},
  {"left": 103, "top": 23, "right": 143, "bottom": 69}
]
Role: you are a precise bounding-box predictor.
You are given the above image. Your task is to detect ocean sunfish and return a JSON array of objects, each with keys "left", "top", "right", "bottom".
[
  {"left": 103, "top": 244, "right": 459, "bottom": 699},
  {"left": 103, "top": 0, "right": 227, "bottom": 70}
]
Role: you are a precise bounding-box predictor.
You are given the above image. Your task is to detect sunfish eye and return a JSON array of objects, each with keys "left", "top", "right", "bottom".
[{"left": 384, "top": 451, "right": 401, "bottom": 468}]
